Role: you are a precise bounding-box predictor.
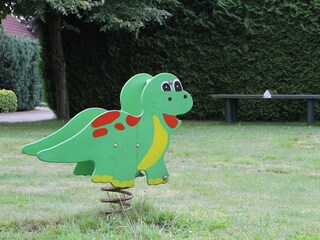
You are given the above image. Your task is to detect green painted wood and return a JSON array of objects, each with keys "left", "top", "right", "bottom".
[
  {"left": 120, "top": 73, "right": 152, "bottom": 116},
  {"left": 22, "top": 108, "right": 106, "bottom": 155},
  {"left": 22, "top": 73, "right": 193, "bottom": 188}
]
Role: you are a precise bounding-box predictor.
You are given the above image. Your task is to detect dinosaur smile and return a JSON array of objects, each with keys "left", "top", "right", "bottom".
[{"left": 163, "top": 114, "right": 178, "bottom": 128}]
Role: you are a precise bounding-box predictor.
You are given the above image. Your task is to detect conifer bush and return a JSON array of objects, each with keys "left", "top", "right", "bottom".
[
  {"left": 0, "top": 26, "right": 42, "bottom": 111},
  {"left": 0, "top": 89, "right": 18, "bottom": 112}
]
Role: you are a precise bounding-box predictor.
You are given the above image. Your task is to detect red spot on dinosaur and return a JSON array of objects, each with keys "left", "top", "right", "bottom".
[
  {"left": 126, "top": 115, "right": 141, "bottom": 127},
  {"left": 114, "top": 123, "right": 125, "bottom": 130},
  {"left": 163, "top": 114, "right": 178, "bottom": 128},
  {"left": 91, "top": 111, "right": 120, "bottom": 128},
  {"left": 93, "top": 128, "right": 108, "bottom": 138}
]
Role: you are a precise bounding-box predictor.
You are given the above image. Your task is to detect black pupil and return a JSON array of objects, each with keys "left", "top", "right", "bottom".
[
  {"left": 162, "top": 83, "right": 171, "bottom": 92},
  {"left": 174, "top": 81, "right": 182, "bottom": 91}
]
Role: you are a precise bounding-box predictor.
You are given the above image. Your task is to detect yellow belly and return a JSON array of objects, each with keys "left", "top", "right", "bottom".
[{"left": 137, "top": 115, "right": 168, "bottom": 170}]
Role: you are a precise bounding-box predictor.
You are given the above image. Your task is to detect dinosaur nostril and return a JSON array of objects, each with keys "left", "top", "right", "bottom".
[
  {"left": 168, "top": 97, "right": 172, "bottom": 101},
  {"left": 184, "top": 95, "right": 187, "bottom": 99}
]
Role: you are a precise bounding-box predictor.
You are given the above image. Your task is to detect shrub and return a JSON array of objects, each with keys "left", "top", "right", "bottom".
[
  {"left": 42, "top": 1, "right": 320, "bottom": 121},
  {"left": 0, "top": 25, "right": 42, "bottom": 111},
  {"left": 0, "top": 89, "right": 18, "bottom": 112},
  {"left": 126, "top": 0, "right": 320, "bottom": 121}
]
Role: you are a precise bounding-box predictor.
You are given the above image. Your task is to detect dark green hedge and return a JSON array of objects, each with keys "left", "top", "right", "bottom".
[
  {"left": 0, "top": 26, "right": 42, "bottom": 111},
  {"left": 128, "top": 0, "right": 320, "bottom": 121},
  {"left": 47, "top": 1, "right": 320, "bottom": 121},
  {"left": 63, "top": 23, "right": 132, "bottom": 115}
]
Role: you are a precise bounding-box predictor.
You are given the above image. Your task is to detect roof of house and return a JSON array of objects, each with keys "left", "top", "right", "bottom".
[{"left": 1, "top": 15, "right": 36, "bottom": 40}]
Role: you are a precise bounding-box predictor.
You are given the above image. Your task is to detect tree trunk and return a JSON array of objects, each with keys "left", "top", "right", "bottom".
[{"left": 46, "top": 10, "right": 70, "bottom": 119}]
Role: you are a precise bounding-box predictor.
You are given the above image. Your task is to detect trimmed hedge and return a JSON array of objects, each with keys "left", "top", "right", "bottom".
[
  {"left": 60, "top": 21, "right": 132, "bottom": 115},
  {"left": 0, "top": 26, "right": 42, "bottom": 111},
  {"left": 128, "top": 0, "right": 320, "bottom": 121},
  {"left": 44, "top": 1, "right": 320, "bottom": 121},
  {"left": 0, "top": 89, "right": 18, "bottom": 112}
]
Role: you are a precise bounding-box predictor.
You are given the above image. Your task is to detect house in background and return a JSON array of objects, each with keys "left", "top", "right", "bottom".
[{"left": 1, "top": 15, "right": 36, "bottom": 40}]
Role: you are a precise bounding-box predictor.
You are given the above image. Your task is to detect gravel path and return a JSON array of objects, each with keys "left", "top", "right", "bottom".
[{"left": 0, "top": 107, "right": 56, "bottom": 122}]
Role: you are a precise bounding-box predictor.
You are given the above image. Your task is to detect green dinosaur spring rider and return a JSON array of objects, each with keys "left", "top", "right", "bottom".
[{"left": 22, "top": 73, "right": 193, "bottom": 213}]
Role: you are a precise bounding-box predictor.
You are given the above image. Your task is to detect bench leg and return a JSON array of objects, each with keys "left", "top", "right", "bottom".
[
  {"left": 232, "top": 99, "right": 238, "bottom": 122},
  {"left": 307, "top": 99, "right": 315, "bottom": 125},
  {"left": 225, "top": 99, "right": 238, "bottom": 124}
]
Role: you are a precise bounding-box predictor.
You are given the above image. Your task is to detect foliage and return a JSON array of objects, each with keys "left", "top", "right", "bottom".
[
  {"left": 87, "top": 0, "right": 176, "bottom": 32},
  {"left": 1, "top": 0, "right": 175, "bottom": 119},
  {"left": 4, "top": 0, "right": 176, "bottom": 118},
  {"left": 0, "top": 89, "right": 17, "bottom": 112},
  {"left": 57, "top": 21, "right": 130, "bottom": 114},
  {"left": 12, "top": 0, "right": 175, "bottom": 30},
  {"left": 0, "top": 26, "right": 42, "bottom": 110},
  {"left": 37, "top": 0, "right": 177, "bottom": 116},
  {"left": 0, "top": 0, "right": 104, "bottom": 19},
  {"left": 58, "top": 0, "right": 320, "bottom": 121},
  {"left": 4, "top": 1, "right": 320, "bottom": 121},
  {"left": 128, "top": 0, "right": 320, "bottom": 120}
]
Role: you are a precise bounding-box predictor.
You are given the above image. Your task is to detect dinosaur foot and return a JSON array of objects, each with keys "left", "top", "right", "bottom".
[
  {"left": 147, "top": 176, "right": 170, "bottom": 185},
  {"left": 92, "top": 175, "right": 134, "bottom": 188}
]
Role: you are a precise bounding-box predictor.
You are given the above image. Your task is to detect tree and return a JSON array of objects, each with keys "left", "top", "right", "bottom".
[{"left": 0, "top": 0, "right": 174, "bottom": 119}]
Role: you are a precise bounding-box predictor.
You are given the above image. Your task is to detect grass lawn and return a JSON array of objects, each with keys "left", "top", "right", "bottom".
[{"left": 0, "top": 120, "right": 320, "bottom": 239}]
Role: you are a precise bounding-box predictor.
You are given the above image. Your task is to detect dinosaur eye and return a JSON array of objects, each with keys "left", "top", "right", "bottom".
[
  {"left": 173, "top": 79, "right": 183, "bottom": 92},
  {"left": 161, "top": 82, "right": 171, "bottom": 92}
]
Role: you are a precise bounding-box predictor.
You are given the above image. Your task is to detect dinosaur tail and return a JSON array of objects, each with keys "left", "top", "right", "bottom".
[
  {"left": 22, "top": 108, "right": 106, "bottom": 156},
  {"left": 37, "top": 131, "right": 91, "bottom": 163}
]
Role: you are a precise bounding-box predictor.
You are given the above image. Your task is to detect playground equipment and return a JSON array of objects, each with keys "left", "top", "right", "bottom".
[{"left": 22, "top": 73, "right": 193, "bottom": 213}]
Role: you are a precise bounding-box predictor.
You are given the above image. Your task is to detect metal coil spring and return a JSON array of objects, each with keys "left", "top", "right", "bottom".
[{"left": 100, "top": 187, "right": 133, "bottom": 214}]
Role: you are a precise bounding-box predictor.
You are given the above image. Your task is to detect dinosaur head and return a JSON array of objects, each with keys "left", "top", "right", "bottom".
[{"left": 141, "top": 73, "right": 193, "bottom": 116}]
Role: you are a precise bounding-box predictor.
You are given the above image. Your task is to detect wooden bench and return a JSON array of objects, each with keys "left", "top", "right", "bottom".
[{"left": 211, "top": 94, "right": 320, "bottom": 125}]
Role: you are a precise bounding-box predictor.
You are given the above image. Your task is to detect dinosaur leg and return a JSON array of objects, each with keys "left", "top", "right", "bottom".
[
  {"left": 74, "top": 161, "right": 95, "bottom": 176},
  {"left": 111, "top": 169, "right": 136, "bottom": 188},
  {"left": 91, "top": 157, "right": 136, "bottom": 188},
  {"left": 91, "top": 159, "right": 114, "bottom": 184},
  {"left": 144, "top": 158, "right": 169, "bottom": 185},
  {"left": 110, "top": 153, "right": 137, "bottom": 188}
]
